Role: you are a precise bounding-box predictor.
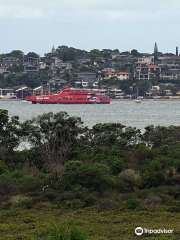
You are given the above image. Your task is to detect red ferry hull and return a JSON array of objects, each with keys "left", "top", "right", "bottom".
[{"left": 26, "top": 87, "right": 111, "bottom": 104}]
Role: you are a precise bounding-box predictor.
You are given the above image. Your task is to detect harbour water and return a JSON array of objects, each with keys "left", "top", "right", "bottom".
[{"left": 0, "top": 100, "right": 180, "bottom": 131}]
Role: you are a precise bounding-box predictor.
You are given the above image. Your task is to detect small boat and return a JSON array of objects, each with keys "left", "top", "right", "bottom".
[
  {"left": 134, "top": 87, "right": 142, "bottom": 103},
  {"left": 134, "top": 99, "right": 142, "bottom": 103},
  {"left": 26, "top": 85, "right": 111, "bottom": 104}
]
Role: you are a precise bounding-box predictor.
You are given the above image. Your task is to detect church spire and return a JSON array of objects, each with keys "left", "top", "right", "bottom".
[{"left": 52, "top": 45, "right": 55, "bottom": 53}]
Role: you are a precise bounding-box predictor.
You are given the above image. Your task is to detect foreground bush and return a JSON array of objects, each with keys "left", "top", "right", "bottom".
[
  {"left": 44, "top": 221, "right": 87, "bottom": 240},
  {"left": 59, "top": 161, "right": 128, "bottom": 193}
]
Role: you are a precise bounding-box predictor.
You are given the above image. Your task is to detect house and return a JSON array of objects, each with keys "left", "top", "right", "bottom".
[
  {"left": 23, "top": 57, "right": 39, "bottom": 65},
  {"left": 158, "top": 63, "right": 180, "bottom": 71},
  {"left": 111, "top": 52, "right": 137, "bottom": 64},
  {"left": 135, "top": 65, "right": 161, "bottom": 81},
  {"left": 102, "top": 67, "right": 116, "bottom": 73},
  {"left": 104, "top": 72, "right": 130, "bottom": 80},
  {"left": 77, "top": 58, "right": 91, "bottom": 65},
  {"left": 48, "top": 78, "right": 67, "bottom": 91},
  {"left": 32, "top": 86, "right": 49, "bottom": 96},
  {"left": 0, "top": 67, "right": 10, "bottom": 77},
  {"left": 23, "top": 57, "right": 40, "bottom": 73},
  {"left": 39, "top": 62, "right": 46, "bottom": 69},
  {"left": 135, "top": 56, "right": 154, "bottom": 66},
  {"left": 2, "top": 56, "right": 18, "bottom": 67},
  {"left": 160, "top": 70, "right": 180, "bottom": 80},
  {"left": 14, "top": 85, "right": 33, "bottom": 98},
  {"left": 75, "top": 71, "right": 100, "bottom": 88},
  {"left": 108, "top": 87, "right": 123, "bottom": 98},
  {"left": 49, "top": 58, "right": 72, "bottom": 77},
  {"left": 0, "top": 88, "right": 16, "bottom": 98}
]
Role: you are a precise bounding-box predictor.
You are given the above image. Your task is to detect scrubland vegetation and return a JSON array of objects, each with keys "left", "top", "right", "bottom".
[{"left": 1, "top": 109, "right": 180, "bottom": 239}]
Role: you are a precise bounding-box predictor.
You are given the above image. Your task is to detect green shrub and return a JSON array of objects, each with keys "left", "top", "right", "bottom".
[
  {"left": 16, "top": 196, "right": 34, "bottom": 209},
  {"left": 106, "top": 156, "right": 124, "bottom": 175},
  {"left": 43, "top": 192, "right": 59, "bottom": 201},
  {"left": 166, "top": 202, "right": 180, "bottom": 212},
  {"left": 59, "top": 161, "right": 125, "bottom": 193},
  {"left": 0, "top": 160, "right": 8, "bottom": 174},
  {"left": 0, "top": 178, "right": 19, "bottom": 196},
  {"left": 45, "top": 221, "right": 87, "bottom": 240},
  {"left": 98, "top": 198, "right": 119, "bottom": 210},
  {"left": 136, "top": 170, "right": 165, "bottom": 189},
  {"left": 126, "top": 198, "right": 139, "bottom": 210}
]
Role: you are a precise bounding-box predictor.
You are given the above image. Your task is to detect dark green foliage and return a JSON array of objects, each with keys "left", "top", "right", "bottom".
[
  {"left": 60, "top": 161, "right": 127, "bottom": 193},
  {"left": 13, "top": 149, "right": 42, "bottom": 169},
  {"left": 106, "top": 156, "right": 124, "bottom": 175},
  {"left": 136, "top": 170, "right": 165, "bottom": 189},
  {"left": 126, "top": 198, "right": 139, "bottom": 210},
  {"left": 0, "top": 169, "right": 43, "bottom": 195},
  {"left": 26, "top": 52, "right": 39, "bottom": 58},
  {"left": 142, "top": 125, "right": 180, "bottom": 149},
  {"left": 90, "top": 123, "right": 141, "bottom": 150},
  {"left": 134, "top": 144, "right": 157, "bottom": 166},
  {"left": 0, "top": 160, "right": 8, "bottom": 174},
  {"left": 21, "top": 112, "right": 85, "bottom": 173},
  {"left": 0, "top": 109, "right": 20, "bottom": 169},
  {"left": 2, "top": 109, "right": 180, "bottom": 224}
]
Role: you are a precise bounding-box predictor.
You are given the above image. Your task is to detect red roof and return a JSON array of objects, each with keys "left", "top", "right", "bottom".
[
  {"left": 148, "top": 65, "right": 161, "bottom": 68},
  {"left": 104, "top": 72, "right": 130, "bottom": 75},
  {"left": 136, "top": 65, "right": 161, "bottom": 69}
]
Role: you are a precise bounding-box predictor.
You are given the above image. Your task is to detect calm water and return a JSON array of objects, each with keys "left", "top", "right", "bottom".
[{"left": 0, "top": 100, "right": 180, "bottom": 131}]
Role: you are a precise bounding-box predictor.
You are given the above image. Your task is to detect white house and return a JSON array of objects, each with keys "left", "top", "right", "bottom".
[{"left": 104, "top": 72, "right": 130, "bottom": 80}]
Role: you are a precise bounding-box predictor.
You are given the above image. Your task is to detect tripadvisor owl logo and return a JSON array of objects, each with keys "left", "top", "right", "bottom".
[{"left": 135, "top": 227, "right": 143, "bottom": 235}]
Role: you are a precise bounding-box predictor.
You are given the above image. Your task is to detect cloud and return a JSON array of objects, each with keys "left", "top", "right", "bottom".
[
  {"left": 0, "top": 4, "right": 45, "bottom": 19},
  {"left": 1, "top": 0, "right": 180, "bottom": 22}
]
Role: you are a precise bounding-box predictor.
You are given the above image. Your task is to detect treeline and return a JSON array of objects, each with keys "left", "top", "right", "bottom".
[{"left": 1, "top": 109, "right": 180, "bottom": 199}]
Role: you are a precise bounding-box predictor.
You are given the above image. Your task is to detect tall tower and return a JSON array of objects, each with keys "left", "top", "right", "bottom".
[
  {"left": 51, "top": 45, "right": 56, "bottom": 53},
  {"left": 154, "top": 42, "right": 158, "bottom": 62},
  {"left": 176, "top": 47, "right": 178, "bottom": 56}
]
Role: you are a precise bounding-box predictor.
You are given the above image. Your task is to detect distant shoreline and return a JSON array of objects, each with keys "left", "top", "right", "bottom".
[
  {"left": 0, "top": 98, "right": 22, "bottom": 101},
  {"left": 112, "top": 98, "right": 180, "bottom": 101}
]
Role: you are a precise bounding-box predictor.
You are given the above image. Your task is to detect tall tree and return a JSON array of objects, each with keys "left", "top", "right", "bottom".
[
  {"left": 0, "top": 109, "right": 20, "bottom": 170},
  {"left": 21, "top": 112, "right": 85, "bottom": 173},
  {"left": 154, "top": 42, "right": 158, "bottom": 62}
]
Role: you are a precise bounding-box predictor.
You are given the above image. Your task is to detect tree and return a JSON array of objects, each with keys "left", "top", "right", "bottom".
[
  {"left": 21, "top": 112, "right": 85, "bottom": 174},
  {"left": 26, "top": 52, "right": 39, "bottom": 58},
  {"left": 60, "top": 160, "right": 125, "bottom": 193},
  {"left": 154, "top": 42, "right": 158, "bottom": 62},
  {"left": 131, "top": 49, "right": 139, "bottom": 56},
  {"left": 137, "top": 80, "right": 151, "bottom": 96},
  {"left": 90, "top": 123, "right": 141, "bottom": 150},
  {"left": 10, "top": 50, "right": 24, "bottom": 60},
  {"left": 141, "top": 125, "right": 180, "bottom": 149},
  {"left": 0, "top": 110, "right": 21, "bottom": 170},
  {"left": 101, "top": 49, "right": 112, "bottom": 58}
]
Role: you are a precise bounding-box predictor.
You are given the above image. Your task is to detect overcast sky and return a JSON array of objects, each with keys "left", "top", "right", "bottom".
[{"left": 1, "top": 0, "right": 180, "bottom": 56}]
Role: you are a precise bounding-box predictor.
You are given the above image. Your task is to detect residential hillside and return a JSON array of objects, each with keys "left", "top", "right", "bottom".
[{"left": 1, "top": 44, "right": 180, "bottom": 98}]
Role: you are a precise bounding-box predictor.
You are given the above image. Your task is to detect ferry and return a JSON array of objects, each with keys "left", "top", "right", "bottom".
[{"left": 26, "top": 86, "right": 111, "bottom": 104}]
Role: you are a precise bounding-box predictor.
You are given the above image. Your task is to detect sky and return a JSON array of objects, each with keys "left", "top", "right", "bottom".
[{"left": 1, "top": 0, "right": 180, "bottom": 57}]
